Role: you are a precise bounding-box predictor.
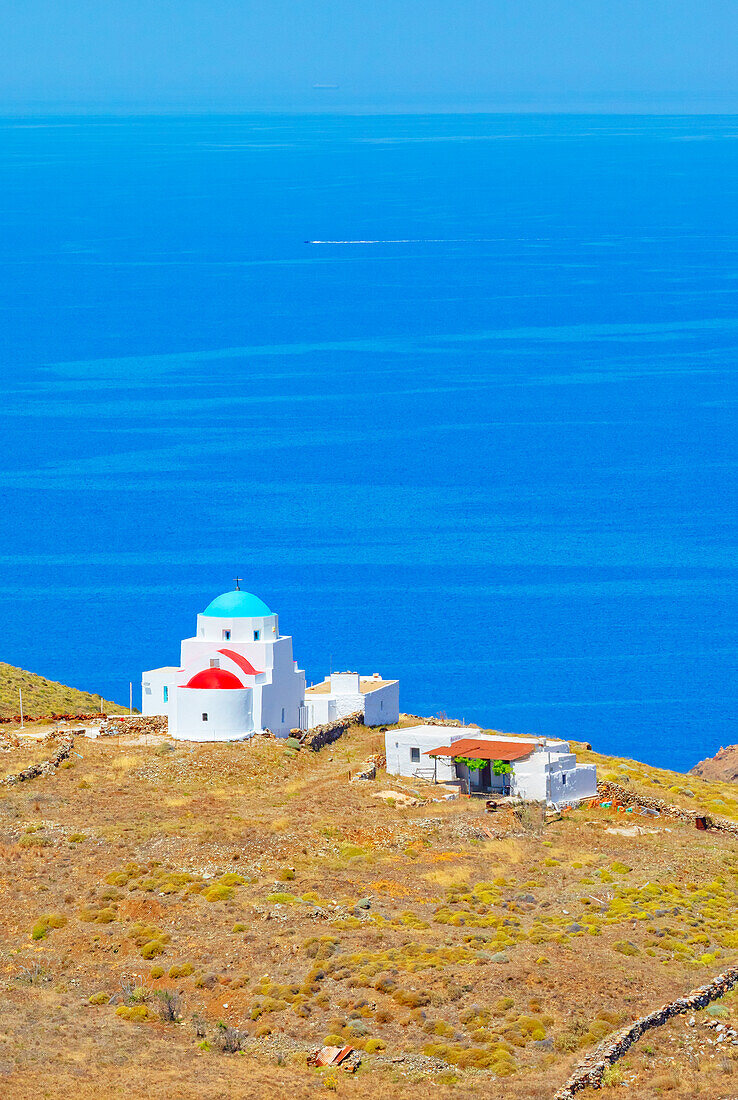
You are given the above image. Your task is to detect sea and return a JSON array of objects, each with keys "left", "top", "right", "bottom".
[{"left": 0, "top": 112, "right": 736, "bottom": 773}]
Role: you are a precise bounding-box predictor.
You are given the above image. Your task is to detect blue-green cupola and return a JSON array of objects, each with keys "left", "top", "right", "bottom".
[{"left": 202, "top": 590, "right": 272, "bottom": 618}]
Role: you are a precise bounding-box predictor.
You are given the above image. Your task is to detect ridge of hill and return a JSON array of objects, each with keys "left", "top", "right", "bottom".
[
  {"left": 690, "top": 743, "right": 738, "bottom": 784},
  {"left": 0, "top": 661, "right": 128, "bottom": 718}
]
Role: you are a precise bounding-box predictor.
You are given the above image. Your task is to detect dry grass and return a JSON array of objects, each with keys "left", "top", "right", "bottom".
[
  {"left": 0, "top": 660, "right": 127, "bottom": 718},
  {"left": 0, "top": 721, "right": 735, "bottom": 1099}
]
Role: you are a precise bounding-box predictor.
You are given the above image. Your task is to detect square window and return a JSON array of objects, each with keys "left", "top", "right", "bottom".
[
  {"left": 410, "top": 747, "right": 420, "bottom": 763},
  {"left": 163, "top": 686, "right": 168, "bottom": 702},
  {"left": 202, "top": 713, "right": 208, "bottom": 722},
  {"left": 253, "top": 629, "right": 260, "bottom": 641},
  {"left": 210, "top": 659, "right": 220, "bottom": 668},
  {"left": 223, "top": 629, "right": 231, "bottom": 641}
]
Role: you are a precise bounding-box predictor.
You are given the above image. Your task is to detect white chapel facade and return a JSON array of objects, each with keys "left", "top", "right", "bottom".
[
  {"left": 141, "top": 584, "right": 399, "bottom": 741},
  {"left": 142, "top": 587, "right": 307, "bottom": 741}
]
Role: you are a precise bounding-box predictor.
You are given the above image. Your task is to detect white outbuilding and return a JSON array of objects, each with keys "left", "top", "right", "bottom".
[
  {"left": 385, "top": 725, "right": 597, "bottom": 808},
  {"left": 305, "top": 672, "right": 399, "bottom": 727}
]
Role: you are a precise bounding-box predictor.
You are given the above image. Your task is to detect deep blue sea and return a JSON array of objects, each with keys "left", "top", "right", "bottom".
[{"left": 0, "top": 113, "right": 736, "bottom": 772}]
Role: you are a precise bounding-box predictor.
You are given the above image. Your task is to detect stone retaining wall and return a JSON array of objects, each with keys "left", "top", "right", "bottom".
[
  {"left": 0, "top": 712, "right": 107, "bottom": 725},
  {"left": 554, "top": 962, "right": 738, "bottom": 1098},
  {"left": 300, "top": 713, "right": 364, "bottom": 752},
  {"left": 99, "top": 715, "right": 168, "bottom": 738},
  {"left": 597, "top": 780, "right": 738, "bottom": 837},
  {"left": 0, "top": 736, "right": 74, "bottom": 786}
]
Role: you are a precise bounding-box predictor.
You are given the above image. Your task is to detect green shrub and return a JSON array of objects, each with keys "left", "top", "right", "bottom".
[
  {"left": 141, "top": 939, "right": 166, "bottom": 959},
  {"left": 203, "top": 883, "right": 233, "bottom": 902},
  {"left": 218, "top": 872, "right": 245, "bottom": 887},
  {"left": 31, "top": 913, "right": 67, "bottom": 940},
  {"left": 603, "top": 1065, "right": 623, "bottom": 1087}
]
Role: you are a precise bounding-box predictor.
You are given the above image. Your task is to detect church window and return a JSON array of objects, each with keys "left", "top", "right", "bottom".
[
  {"left": 202, "top": 713, "right": 208, "bottom": 722},
  {"left": 253, "top": 630, "right": 260, "bottom": 641},
  {"left": 163, "top": 686, "right": 168, "bottom": 702},
  {"left": 410, "top": 747, "right": 420, "bottom": 762},
  {"left": 562, "top": 773, "right": 567, "bottom": 785},
  {"left": 222, "top": 630, "right": 230, "bottom": 640},
  {"left": 281, "top": 707, "right": 285, "bottom": 723}
]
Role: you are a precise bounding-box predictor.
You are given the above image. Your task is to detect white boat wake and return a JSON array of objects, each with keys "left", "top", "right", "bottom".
[{"left": 305, "top": 237, "right": 512, "bottom": 245}]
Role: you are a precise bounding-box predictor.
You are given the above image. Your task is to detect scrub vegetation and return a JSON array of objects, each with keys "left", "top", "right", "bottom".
[
  {"left": 0, "top": 661, "right": 127, "bottom": 718},
  {"left": 0, "top": 719, "right": 736, "bottom": 1098}
]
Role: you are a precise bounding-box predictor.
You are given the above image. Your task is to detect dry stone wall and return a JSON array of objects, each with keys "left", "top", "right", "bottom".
[
  {"left": 0, "top": 736, "right": 74, "bottom": 786},
  {"left": 554, "top": 962, "right": 738, "bottom": 1098},
  {"left": 300, "top": 712, "right": 364, "bottom": 752},
  {"left": 99, "top": 715, "right": 168, "bottom": 738},
  {"left": 597, "top": 780, "right": 738, "bottom": 838}
]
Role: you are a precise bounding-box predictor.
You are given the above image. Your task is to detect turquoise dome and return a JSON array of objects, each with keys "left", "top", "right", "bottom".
[{"left": 202, "top": 590, "right": 272, "bottom": 618}]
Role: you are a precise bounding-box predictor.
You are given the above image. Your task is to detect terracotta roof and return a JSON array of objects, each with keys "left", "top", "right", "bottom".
[{"left": 425, "top": 738, "right": 535, "bottom": 762}]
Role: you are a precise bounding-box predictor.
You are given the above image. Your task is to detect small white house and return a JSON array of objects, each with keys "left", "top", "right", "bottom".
[
  {"left": 305, "top": 672, "right": 399, "bottom": 728},
  {"left": 385, "top": 725, "right": 597, "bottom": 807}
]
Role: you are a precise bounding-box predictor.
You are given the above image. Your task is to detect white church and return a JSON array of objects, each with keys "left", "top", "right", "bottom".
[{"left": 141, "top": 585, "right": 399, "bottom": 741}]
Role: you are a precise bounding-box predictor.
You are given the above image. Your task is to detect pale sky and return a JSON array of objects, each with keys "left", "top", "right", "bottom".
[{"left": 1, "top": 0, "right": 737, "bottom": 113}]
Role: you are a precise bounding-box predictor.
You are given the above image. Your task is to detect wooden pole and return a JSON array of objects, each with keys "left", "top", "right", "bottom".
[
  {"left": 129, "top": 682, "right": 133, "bottom": 715},
  {"left": 19, "top": 688, "right": 23, "bottom": 729}
]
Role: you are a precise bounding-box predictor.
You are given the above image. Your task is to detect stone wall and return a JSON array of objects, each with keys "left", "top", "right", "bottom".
[
  {"left": 0, "top": 736, "right": 74, "bottom": 786},
  {"left": 400, "top": 713, "right": 477, "bottom": 728},
  {"left": 99, "top": 715, "right": 168, "bottom": 738},
  {"left": 554, "top": 962, "right": 738, "bottom": 1098},
  {"left": 300, "top": 712, "right": 364, "bottom": 752},
  {"left": 596, "top": 780, "right": 738, "bottom": 838},
  {"left": 0, "top": 712, "right": 106, "bottom": 725}
]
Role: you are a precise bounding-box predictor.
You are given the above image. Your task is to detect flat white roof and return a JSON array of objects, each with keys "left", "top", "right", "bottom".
[
  {"left": 396, "top": 725, "right": 567, "bottom": 749},
  {"left": 306, "top": 676, "right": 398, "bottom": 695}
]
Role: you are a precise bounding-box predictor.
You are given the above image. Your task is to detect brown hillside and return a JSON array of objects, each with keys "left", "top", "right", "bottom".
[{"left": 0, "top": 722, "right": 736, "bottom": 1099}]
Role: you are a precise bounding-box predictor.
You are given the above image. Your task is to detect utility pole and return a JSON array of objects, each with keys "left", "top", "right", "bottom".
[
  {"left": 19, "top": 688, "right": 23, "bottom": 730},
  {"left": 129, "top": 682, "right": 133, "bottom": 715}
]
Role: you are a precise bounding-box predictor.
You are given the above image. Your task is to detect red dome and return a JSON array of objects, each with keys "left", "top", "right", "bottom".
[{"left": 185, "top": 668, "right": 244, "bottom": 690}]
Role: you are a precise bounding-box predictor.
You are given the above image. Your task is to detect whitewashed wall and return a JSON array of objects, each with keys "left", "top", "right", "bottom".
[
  {"left": 364, "top": 681, "right": 400, "bottom": 726},
  {"left": 175, "top": 685, "right": 253, "bottom": 741}
]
